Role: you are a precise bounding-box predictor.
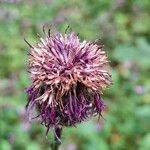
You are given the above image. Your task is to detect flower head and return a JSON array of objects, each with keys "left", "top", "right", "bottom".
[{"left": 25, "top": 28, "right": 111, "bottom": 131}]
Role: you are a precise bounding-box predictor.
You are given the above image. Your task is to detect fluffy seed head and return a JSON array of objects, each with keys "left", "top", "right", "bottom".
[{"left": 25, "top": 28, "right": 111, "bottom": 130}]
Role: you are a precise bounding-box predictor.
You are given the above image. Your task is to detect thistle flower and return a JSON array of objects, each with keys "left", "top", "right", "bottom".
[{"left": 25, "top": 27, "right": 111, "bottom": 134}]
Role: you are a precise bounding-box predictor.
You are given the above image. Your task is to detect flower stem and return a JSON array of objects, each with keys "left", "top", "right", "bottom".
[{"left": 53, "top": 127, "right": 62, "bottom": 150}]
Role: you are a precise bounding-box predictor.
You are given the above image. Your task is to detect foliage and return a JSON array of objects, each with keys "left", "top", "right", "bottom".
[{"left": 0, "top": 0, "right": 150, "bottom": 150}]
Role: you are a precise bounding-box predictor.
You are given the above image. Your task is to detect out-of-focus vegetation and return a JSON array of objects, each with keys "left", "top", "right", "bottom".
[{"left": 0, "top": 0, "right": 150, "bottom": 150}]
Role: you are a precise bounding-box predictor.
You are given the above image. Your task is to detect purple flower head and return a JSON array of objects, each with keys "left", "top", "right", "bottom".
[{"left": 25, "top": 28, "right": 111, "bottom": 132}]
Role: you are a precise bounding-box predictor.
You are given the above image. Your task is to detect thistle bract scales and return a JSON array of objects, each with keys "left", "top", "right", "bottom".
[{"left": 25, "top": 29, "right": 111, "bottom": 130}]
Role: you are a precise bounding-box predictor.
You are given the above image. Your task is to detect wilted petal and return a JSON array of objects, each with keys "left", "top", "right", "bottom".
[{"left": 25, "top": 28, "right": 111, "bottom": 132}]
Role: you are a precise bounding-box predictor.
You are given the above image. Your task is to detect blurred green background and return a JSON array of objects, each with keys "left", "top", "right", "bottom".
[{"left": 0, "top": 0, "right": 150, "bottom": 150}]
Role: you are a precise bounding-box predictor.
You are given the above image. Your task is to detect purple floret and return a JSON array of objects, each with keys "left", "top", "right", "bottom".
[{"left": 25, "top": 29, "right": 111, "bottom": 133}]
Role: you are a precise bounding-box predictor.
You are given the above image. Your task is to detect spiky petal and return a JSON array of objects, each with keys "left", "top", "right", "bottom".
[{"left": 25, "top": 30, "right": 111, "bottom": 130}]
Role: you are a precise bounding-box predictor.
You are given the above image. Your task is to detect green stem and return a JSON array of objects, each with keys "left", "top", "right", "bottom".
[{"left": 53, "top": 127, "right": 62, "bottom": 150}]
